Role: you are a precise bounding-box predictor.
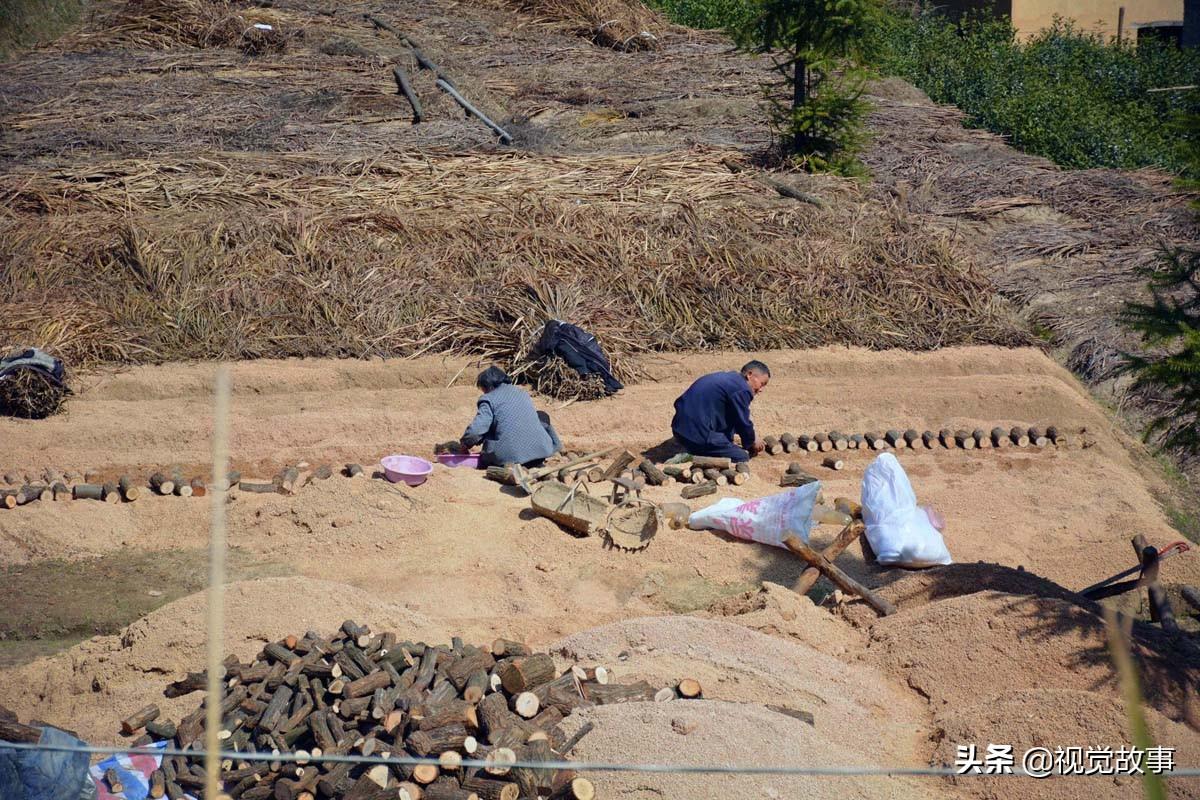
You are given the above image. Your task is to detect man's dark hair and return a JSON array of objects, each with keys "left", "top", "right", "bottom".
[
  {"left": 740, "top": 360, "right": 770, "bottom": 379},
  {"left": 476, "top": 365, "right": 512, "bottom": 392}
]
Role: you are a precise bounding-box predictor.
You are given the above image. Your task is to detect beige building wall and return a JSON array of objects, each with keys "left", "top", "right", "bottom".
[{"left": 1011, "top": 0, "right": 1183, "bottom": 39}]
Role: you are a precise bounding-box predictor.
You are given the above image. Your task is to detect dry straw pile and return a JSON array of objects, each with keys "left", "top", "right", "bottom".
[
  {"left": 0, "top": 149, "right": 1029, "bottom": 381},
  {"left": 504, "top": 0, "right": 663, "bottom": 51}
]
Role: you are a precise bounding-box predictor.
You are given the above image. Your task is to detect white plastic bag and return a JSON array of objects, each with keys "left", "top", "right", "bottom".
[
  {"left": 860, "top": 453, "right": 952, "bottom": 567},
  {"left": 687, "top": 483, "right": 819, "bottom": 549}
]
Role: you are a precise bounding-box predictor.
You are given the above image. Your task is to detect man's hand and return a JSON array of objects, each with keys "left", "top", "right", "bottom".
[{"left": 750, "top": 439, "right": 766, "bottom": 456}]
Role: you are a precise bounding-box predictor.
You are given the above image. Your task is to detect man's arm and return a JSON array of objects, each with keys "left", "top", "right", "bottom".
[
  {"left": 730, "top": 388, "right": 757, "bottom": 453},
  {"left": 460, "top": 399, "right": 495, "bottom": 448}
]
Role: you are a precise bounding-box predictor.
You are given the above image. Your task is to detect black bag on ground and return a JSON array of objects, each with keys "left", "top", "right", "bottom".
[{"left": 530, "top": 320, "right": 623, "bottom": 394}]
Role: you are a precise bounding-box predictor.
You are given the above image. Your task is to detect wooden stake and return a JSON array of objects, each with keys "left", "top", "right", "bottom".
[{"left": 783, "top": 536, "right": 896, "bottom": 616}]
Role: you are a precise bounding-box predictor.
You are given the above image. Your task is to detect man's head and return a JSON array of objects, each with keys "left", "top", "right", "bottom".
[
  {"left": 740, "top": 360, "right": 770, "bottom": 396},
  {"left": 476, "top": 365, "right": 512, "bottom": 393}
]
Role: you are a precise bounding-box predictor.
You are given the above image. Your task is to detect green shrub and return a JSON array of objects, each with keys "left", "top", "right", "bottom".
[{"left": 861, "top": 9, "right": 1200, "bottom": 176}]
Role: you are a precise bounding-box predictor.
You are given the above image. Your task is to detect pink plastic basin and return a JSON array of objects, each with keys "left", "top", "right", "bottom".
[
  {"left": 437, "top": 452, "right": 481, "bottom": 469},
  {"left": 381, "top": 455, "right": 433, "bottom": 486}
]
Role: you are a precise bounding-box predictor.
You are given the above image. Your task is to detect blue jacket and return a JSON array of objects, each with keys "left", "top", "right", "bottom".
[{"left": 671, "top": 371, "right": 756, "bottom": 448}]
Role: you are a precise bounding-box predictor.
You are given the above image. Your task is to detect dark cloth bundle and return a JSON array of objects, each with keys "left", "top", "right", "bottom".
[{"left": 529, "top": 320, "right": 623, "bottom": 395}]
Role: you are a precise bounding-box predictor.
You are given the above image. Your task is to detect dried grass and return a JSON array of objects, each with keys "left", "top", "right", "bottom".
[
  {"left": 77, "top": 0, "right": 248, "bottom": 49},
  {"left": 0, "top": 369, "right": 67, "bottom": 419},
  {"left": 505, "top": 0, "right": 663, "bottom": 51},
  {"left": 0, "top": 149, "right": 1029, "bottom": 373}
]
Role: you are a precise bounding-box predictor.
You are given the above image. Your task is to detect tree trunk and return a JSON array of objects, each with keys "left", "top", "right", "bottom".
[{"left": 792, "top": 57, "right": 807, "bottom": 153}]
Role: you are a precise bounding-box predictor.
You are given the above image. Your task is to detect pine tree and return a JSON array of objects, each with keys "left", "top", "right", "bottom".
[
  {"left": 728, "top": 0, "right": 873, "bottom": 171},
  {"left": 1120, "top": 113, "right": 1200, "bottom": 455}
]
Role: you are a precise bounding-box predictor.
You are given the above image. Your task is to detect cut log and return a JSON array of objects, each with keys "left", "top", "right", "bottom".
[
  {"left": 189, "top": 477, "right": 208, "bottom": 497},
  {"left": 1046, "top": 426, "right": 1069, "bottom": 447},
  {"left": 511, "top": 692, "right": 540, "bottom": 719},
  {"left": 702, "top": 468, "right": 728, "bottom": 486},
  {"left": 654, "top": 687, "right": 677, "bottom": 702},
  {"left": 118, "top": 475, "right": 142, "bottom": 501},
  {"left": 780, "top": 472, "right": 816, "bottom": 488},
  {"left": 149, "top": 472, "right": 175, "bottom": 496},
  {"left": 484, "top": 466, "right": 516, "bottom": 486},
  {"left": 52, "top": 482, "right": 70, "bottom": 501},
  {"left": 238, "top": 479, "right": 278, "bottom": 493},
  {"left": 847, "top": 433, "right": 865, "bottom": 450},
  {"left": 865, "top": 432, "right": 887, "bottom": 450},
  {"left": 954, "top": 430, "right": 975, "bottom": 450},
  {"left": 102, "top": 483, "right": 121, "bottom": 504},
  {"left": 939, "top": 429, "right": 956, "bottom": 449},
  {"left": 173, "top": 479, "right": 193, "bottom": 497},
  {"left": 461, "top": 775, "right": 519, "bottom": 800},
  {"left": 105, "top": 767, "right": 124, "bottom": 794},
  {"left": 680, "top": 481, "right": 717, "bottom": 499},
  {"left": 903, "top": 429, "right": 920, "bottom": 448},
  {"left": 991, "top": 426, "right": 1010, "bottom": 447},
  {"left": 407, "top": 723, "right": 470, "bottom": 756},
  {"left": 638, "top": 460, "right": 668, "bottom": 487},
  {"left": 828, "top": 431, "right": 848, "bottom": 451},
  {"left": 793, "top": 522, "right": 864, "bottom": 595},
  {"left": 662, "top": 465, "right": 691, "bottom": 483},
  {"left": 783, "top": 536, "right": 896, "bottom": 616},
  {"left": 677, "top": 678, "right": 702, "bottom": 699},
  {"left": 1027, "top": 426, "right": 1050, "bottom": 447},
  {"left": 797, "top": 435, "right": 818, "bottom": 452},
  {"left": 972, "top": 428, "right": 991, "bottom": 449},
  {"left": 533, "top": 672, "right": 584, "bottom": 714},
  {"left": 921, "top": 431, "right": 937, "bottom": 449},
  {"left": 885, "top": 430, "right": 906, "bottom": 449},
  {"left": 762, "top": 436, "right": 784, "bottom": 455},
  {"left": 586, "top": 466, "right": 605, "bottom": 483},
  {"left": 149, "top": 770, "right": 166, "bottom": 799},
  {"left": 571, "top": 666, "right": 609, "bottom": 685},
  {"left": 121, "top": 704, "right": 161, "bottom": 735},
  {"left": 145, "top": 718, "right": 177, "bottom": 739},
  {"left": 820, "top": 456, "right": 843, "bottom": 471},
  {"left": 73, "top": 483, "right": 105, "bottom": 501},
  {"left": 550, "top": 777, "right": 595, "bottom": 800},
  {"left": 0, "top": 491, "right": 17, "bottom": 509},
  {"left": 721, "top": 468, "right": 747, "bottom": 485},
  {"left": 345, "top": 464, "right": 365, "bottom": 478},
  {"left": 690, "top": 456, "right": 731, "bottom": 470},
  {"left": 813, "top": 432, "right": 833, "bottom": 452},
  {"left": 1009, "top": 426, "right": 1030, "bottom": 447},
  {"left": 0, "top": 717, "right": 42, "bottom": 743},
  {"left": 497, "top": 654, "right": 555, "bottom": 694},
  {"left": 779, "top": 433, "right": 798, "bottom": 453},
  {"left": 598, "top": 450, "right": 637, "bottom": 483},
  {"left": 483, "top": 747, "right": 516, "bottom": 776},
  {"left": 345, "top": 669, "right": 392, "bottom": 699},
  {"left": 491, "top": 639, "right": 531, "bottom": 658}
]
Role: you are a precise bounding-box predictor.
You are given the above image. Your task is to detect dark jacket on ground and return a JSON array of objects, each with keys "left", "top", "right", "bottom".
[{"left": 671, "top": 371, "right": 757, "bottom": 451}]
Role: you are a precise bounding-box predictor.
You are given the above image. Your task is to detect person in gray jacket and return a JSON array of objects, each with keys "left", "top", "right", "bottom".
[{"left": 461, "top": 366, "right": 562, "bottom": 468}]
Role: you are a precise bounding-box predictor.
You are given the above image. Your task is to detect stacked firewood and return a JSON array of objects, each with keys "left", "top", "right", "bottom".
[
  {"left": 117, "top": 623, "right": 702, "bottom": 800},
  {"left": 761, "top": 425, "right": 1069, "bottom": 455}
]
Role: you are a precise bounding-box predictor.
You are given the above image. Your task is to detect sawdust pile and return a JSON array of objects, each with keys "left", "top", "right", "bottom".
[{"left": 0, "top": 578, "right": 441, "bottom": 745}]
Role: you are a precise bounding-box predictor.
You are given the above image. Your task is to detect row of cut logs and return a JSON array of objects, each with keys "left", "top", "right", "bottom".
[
  {"left": 761, "top": 425, "right": 1069, "bottom": 455},
  {"left": 0, "top": 463, "right": 370, "bottom": 509},
  {"left": 111, "top": 623, "right": 707, "bottom": 800}
]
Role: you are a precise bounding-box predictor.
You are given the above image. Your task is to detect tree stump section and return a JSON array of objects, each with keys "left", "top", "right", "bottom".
[
  {"left": 1009, "top": 427, "right": 1030, "bottom": 447},
  {"left": 939, "top": 429, "right": 956, "bottom": 449},
  {"left": 954, "top": 430, "right": 975, "bottom": 450},
  {"left": 991, "top": 427, "right": 1010, "bottom": 448},
  {"left": 1028, "top": 426, "right": 1050, "bottom": 447},
  {"left": 821, "top": 456, "right": 843, "bottom": 471},
  {"left": 762, "top": 436, "right": 784, "bottom": 455},
  {"left": 681, "top": 482, "right": 717, "bottom": 499}
]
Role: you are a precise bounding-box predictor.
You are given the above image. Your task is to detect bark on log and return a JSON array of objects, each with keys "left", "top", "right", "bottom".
[
  {"left": 345, "top": 464, "right": 365, "bottom": 478},
  {"left": 779, "top": 433, "right": 798, "bottom": 453},
  {"left": 702, "top": 468, "right": 727, "bottom": 486},
  {"left": 721, "top": 468, "right": 747, "bottom": 485},
  {"left": 797, "top": 435, "right": 817, "bottom": 452},
  {"left": 903, "top": 429, "right": 921, "bottom": 448},
  {"left": 407, "top": 723, "right": 470, "bottom": 756},
  {"left": 828, "top": 431, "right": 848, "bottom": 451},
  {"left": 52, "top": 482, "right": 70, "bottom": 501},
  {"left": 638, "top": 459, "right": 668, "bottom": 486},
  {"left": 662, "top": 465, "right": 691, "bottom": 482},
  {"left": 1046, "top": 426, "right": 1068, "bottom": 446},
  {"left": 991, "top": 427, "right": 1010, "bottom": 447},
  {"left": 73, "top": 483, "right": 105, "bottom": 501},
  {"left": 865, "top": 432, "right": 886, "bottom": 450},
  {"left": 1009, "top": 426, "right": 1030, "bottom": 447},
  {"left": 680, "top": 481, "right": 716, "bottom": 499},
  {"left": 462, "top": 775, "right": 519, "bottom": 800},
  {"left": 814, "top": 433, "right": 833, "bottom": 452},
  {"left": 0, "top": 718, "right": 42, "bottom": 743},
  {"left": 762, "top": 436, "right": 784, "bottom": 455},
  {"left": 690, "top": 456, "right": 731, "bottom": 470},
  {"left": 490, "top": 639, "right": 530, "bottom": 658},
  {"left": 885, "top": 430, "right": 905, "bottom": 449},
  {"left": 532, "top": 672, "right": 583, "bottom": 714},
  {"left": 239, "top": 480, "right": 278, "bottom": 493},
  {"left": 972, "top": 429, "right": 991, "bottom": 449},
  {"left": 550, "top": 777, "right": 595, "bottom": 800},
  {"left": 939, "top": 429, "right": 956, "bottom": 449},
  {"left": 146, "top": 718, "right": 177, "bottom": 739},
  {"left": 783, "top": 536, "right": 896, "bottom": 616},
  {"left": 821, "top": 456, "right": 843, "bottom": 471},
  {"left": 793, "top": 522, "right": 863, "bottom": 595},
  {"left": 1027, "top": 426, "right": 1050, "bottom": 447},
  {"left": 101, "top": 482, "right": 121, "bottom": 504},
  {"left": 581, "top": 680, "right": 655, "bottom": 704},
  {"left": 847, "top": 434, "right": 865, "bottom": 450},
  {"left": 954, "top": 430, "right": 976, "bottom": 450},
  {"left": 446, "top": 650, "right": 496, "bottom": 689},
  {"left": 780, "top": 472, "right": 816, "bottom": 488},
  {"left": 345, "top": 669, "right": 392, "bottom": 699},
  {"left": 921, "top": 431, "right": 937, "bottom": 449},
  {"left": 392, "top": 64, "right": 425, "bottom": 122},
  {"left": 598, "top": 451, "right": 637, "bottom": 483}
]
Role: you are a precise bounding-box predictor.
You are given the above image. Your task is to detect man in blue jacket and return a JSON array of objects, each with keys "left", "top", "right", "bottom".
[{"left": 671, "top": 361, "right": 769, "bottom": 463}]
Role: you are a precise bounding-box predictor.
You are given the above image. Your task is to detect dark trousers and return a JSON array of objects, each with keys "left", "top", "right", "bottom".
[{"left": 673, "top": 433, "right": 749, "bottom": 463}]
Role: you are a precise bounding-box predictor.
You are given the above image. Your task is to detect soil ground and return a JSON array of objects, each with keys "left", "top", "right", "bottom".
[{"left": 1, "top": 347, "right": 1199, "bottom": 798}]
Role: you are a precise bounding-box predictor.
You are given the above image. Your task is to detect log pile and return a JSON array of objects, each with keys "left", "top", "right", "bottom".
[
  {"left": 116, "top": 624, "right": 706, "bottom": 800},
  {"left": 0, "top": 461, "right": 349, "bottom": 510},
  {"left": 761, "top": 424, "right": 1069, "bottom": 454}
]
